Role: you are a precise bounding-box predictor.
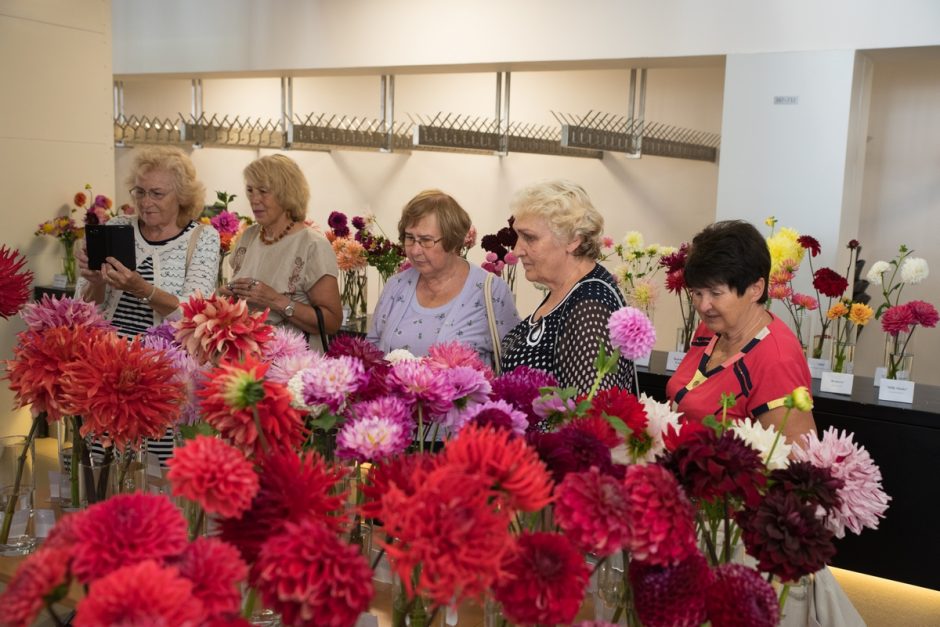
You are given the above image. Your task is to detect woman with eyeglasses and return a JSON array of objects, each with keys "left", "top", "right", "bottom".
[
  {"left": 367, "top": 189, "right": 520, "bottom": 363},
  {"left": 220, "top": 154, "right": 342, "bottom": 350},
  {"left": 75, "top": 146, "right": 220, "bottom": 337}
]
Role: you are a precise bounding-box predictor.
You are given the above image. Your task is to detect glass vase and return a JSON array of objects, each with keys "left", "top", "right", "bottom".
[
  {"left": 62, "top": 239, "right": 77, "bottom": 285},
  {"left": 340, "top": 267, "right": 368, "bottom": 326},
  {"left": 792, "top": 311, "right": 812, "bottom": 357},
  {"left": 0, "top": 435, "right": 36, "bottom": 556},
  {"left": 78, "top": 448, "right": 146, "bottom": 507},
  {"left": 594, "top": 551, "right": 640, "bottom": 626},
  {"left": 883, "top": 331, "right": 914, "bottom": 381},
  {"left": 829, "top": 318, "right": 855, "bottom": 374},
  {"left": 810, "top": 330, "right": 833, "bottom": 361}
]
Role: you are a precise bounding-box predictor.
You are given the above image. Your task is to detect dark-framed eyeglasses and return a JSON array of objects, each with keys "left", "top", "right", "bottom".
[{"left": 402, "top": 235, "right": 443, "bottom": 249}]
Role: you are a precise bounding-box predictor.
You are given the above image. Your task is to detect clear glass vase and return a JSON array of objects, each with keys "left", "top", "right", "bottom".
[
  {"left": 883, "top": 331, "right": 914, "bottom": 381},
  {"left": 0, "top": 435, "right": 36, "bottom": 556},
  {"left": 829, "top": 318, "right": 856, "bottom": 374},
  {"left": 340, "top": 267, "right": 368, "bottom": 326},
  {"left": 62, "top": 239, "right": 77, "bottom": 285}
]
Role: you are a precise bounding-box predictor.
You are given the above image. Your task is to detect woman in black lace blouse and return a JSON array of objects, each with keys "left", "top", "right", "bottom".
[{"left": 500, "top": 180, "right": 635, "bottom": 395}]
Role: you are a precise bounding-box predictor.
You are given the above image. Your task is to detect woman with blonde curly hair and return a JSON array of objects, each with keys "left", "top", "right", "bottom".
[
  {"left": 500, "top": 180, "right": 635, "bottom": 395},
  {"left": 221, "top": 154, "right": 341, "bottom": 349}
]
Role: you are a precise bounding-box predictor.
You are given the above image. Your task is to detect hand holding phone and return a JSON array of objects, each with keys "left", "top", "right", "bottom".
[{"left": 86, "top": 224, "right": 136, "bottom": 272}]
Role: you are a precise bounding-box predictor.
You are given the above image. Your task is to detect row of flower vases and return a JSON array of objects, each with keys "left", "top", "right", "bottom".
[{"left": 795, "top": 316, "right": 914, "bottom": 379}]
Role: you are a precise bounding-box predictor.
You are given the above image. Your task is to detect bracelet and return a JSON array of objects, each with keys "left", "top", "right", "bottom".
[{"left": 139, "top": 284, "right": 158, "bottom": 304}]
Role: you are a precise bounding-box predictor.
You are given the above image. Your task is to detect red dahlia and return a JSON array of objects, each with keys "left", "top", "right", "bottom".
[
  {"left": 441, "top": 423, "right": 554, "bottom": 512},
  {"left": 359, "top": 453, "right": 435, "bottom": 520},
  {"left": 705, "top": 563, "right": 780, "bottom": 627},
  {"left": 908, "top": 300, "right": 939, "bottom": 327},
  {"left": 630, "top": 552, "right": 712, "bottom": 627},
  {"left": 174, "top": 537, "right": 248, "bottom": 619},
  {"left": 0, "top": 547, "right": 70, "bottom": 627},
  {"left": 493, "top": 532, "right": 589, "bottom": 625},
  {"left": 554, "top": 467, "right": 631, "bottom": 557},
  {"left": 255, "top": 519, "right": 373, "bottom": 627},
  {"left": 880, "top": 303, "right": 916, "bottom": 335},
  {"left": 798, "top": 235, "right": 822, "bottom": 257},
  {"left": 0, "top": 245, "right": 32, "bottom": 319},
  {"left": 70, "top": 493, "right": 189, "bottom": 583},
  {"left": 74, "top": 560, "right": 205, "bottom": 626},
  {"left": 167, "top": 435, "right": 260, "bottom": 519},
  {"left": 623, "top": 463, "right": 698, "bottom": 566},
  {"left": 219, "top": 450, "right": 346, "bottom": 567},
  {"left": 812, "top": 267, "right": 848, "bottom": 298}
]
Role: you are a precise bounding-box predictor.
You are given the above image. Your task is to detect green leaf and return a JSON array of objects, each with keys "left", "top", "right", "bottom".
[
  {"left": 604, "top": 413, "right": 634, "bottom": 437},
  {"left": 179, "top": 422, "right": 218, "bottom": 440},
  {"left": 309, "top": 413, "right": 339, "bottom": 432},
  {"left": 702, "top": 414, "right": 723, "bottom": 434}
]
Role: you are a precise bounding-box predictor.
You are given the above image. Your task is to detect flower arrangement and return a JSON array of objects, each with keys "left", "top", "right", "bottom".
[
  {"left": 326, "top": 211, "right": 382, "bottom": 323},
  {"left": 881, "top": 300, "right": 939, "bottom": 379},
  {"left": 200, "top": 191, "right": 252, "bottom": 285},
  {"left": 601, "top": 230, "right": 675, "bottom": 316},
  {"left": 35, "top": 186, "right": 120, "bottom": 284},
  {"left": 825, "top": 300, "right": 874, "bottom": 373},
  {"left": 480, "top": 217, "right": 518, "bottom": 292},
  {"left": 867, "top": 244, "right": 929, "bottom": 319},
  {"left": 660, "top": 243, "right": 697, "bottom": 351}
]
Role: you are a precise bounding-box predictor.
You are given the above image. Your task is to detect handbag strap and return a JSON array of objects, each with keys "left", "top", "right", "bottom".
[
  {"left": 483, "top": 272, "right": 501, "bottom": 374},
  {"left": 185, "top": 223, "right": 205, "bottom": 273},
  {"left": 311, "top": 304, "right": 331, "bottom": 353}
]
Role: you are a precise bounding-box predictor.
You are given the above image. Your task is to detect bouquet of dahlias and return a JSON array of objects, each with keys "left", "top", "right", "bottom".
[
  {"left": 355, "top": 214, "right": 407, "bottom": 282},
  {"left": 480, "top": 217, "right": 518, "bottom": 292},
  {"left": 825, "top": 299, "right": 874, "bottom": 373},
  {"left": 660, "top": 243, "right": 697, "bottom": 352},
  {"left": 765, "top": 216, "right": 819, "bottom": 350},
  {"left": 601, "top": 230, "right": 675, "bottom": 316},
  {"left": 867, "top": 244, "right": 929, "bottom": 319},
  {"left": 881, "top": 300, "right": 939, "bottom": 380}
]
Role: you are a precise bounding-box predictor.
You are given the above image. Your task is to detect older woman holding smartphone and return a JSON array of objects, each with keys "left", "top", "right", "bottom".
[
  {"left": 219, "top": 154, "right": 342, "bottom": 350},
  {"left": 75, "top": 146, "right": 220, "bottom": 337}
]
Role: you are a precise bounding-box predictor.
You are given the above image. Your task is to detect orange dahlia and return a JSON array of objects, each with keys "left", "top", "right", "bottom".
[
  {"left": 174, "top": 292, "right": 274, "bottom": 365},
  {"left": 198, "top": 357, "right": 306, "bottom": 459},
  {"left": 60, "top": 334, "right": 185, "bottom": 450},
  {"left": 5, "top": 326, "right": 108, "bottom": 422},
  {"left": 331, "top": 237, "right": 368, "bottom": 272},
  {"left": 442, "top": 424, "right": 554, "bottom": 512}
]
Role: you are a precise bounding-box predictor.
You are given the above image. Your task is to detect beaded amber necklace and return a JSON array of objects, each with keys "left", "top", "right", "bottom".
[{"left": 260, "top": 220, "right": 297, "bottom": 245}]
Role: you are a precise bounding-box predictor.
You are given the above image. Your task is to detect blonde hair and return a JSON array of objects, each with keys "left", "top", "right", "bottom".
[
  {"left": 397, "top": 189, "right": 471, "bottom": 254},
  {"left": 126, "top": 146, "right": 206, "bottom": 227},
  {"left": 510, "top": 180, "right": 604, "bottom": 259},
  {"left": 243, "top": 154, "right": 310, "bottom": 222}
]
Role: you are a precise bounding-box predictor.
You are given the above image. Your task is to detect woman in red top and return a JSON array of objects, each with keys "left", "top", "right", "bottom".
[{"left": 665, "top": 220, "right": 816, "bottom": 442}]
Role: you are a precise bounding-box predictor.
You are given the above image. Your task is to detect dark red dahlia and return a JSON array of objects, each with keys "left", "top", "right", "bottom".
[
  {"left": 706, "top": 563, "right": 780, "bottom": 627},
  {"left": 769, "top": 460, "right": 843, "bottom": 514},
  {"left": 630, "top": 552, "right": 712, "bottom": 627},
  {"left": 847, "top": 239, "right": 860, "bottom": 250},
  {"left": 531, "top": 425, "right": 621, "bottom": 484},
  {"left": 351, "top": 215, "right": 367, "bottom": 230},
  {"left": 554, "top": 467, "right": 630, "bottom": 556},
  {"left": 585, "top": 387, "right": 648, "bottom": 447},
  {"left": 737, "top": 490, "right": 836, "bottom": 582},
  {"left": 663, "top": 428, "right": 766, "bottom": 508},
  {"left": 660, "top": 243, "right": 689, "bottom": 273},
  {"left": 490, "top": 365, "right": 557, "bottom": 429},
  {"left": 493, "top": 532, "right": 589, "bottom": 625},
  {"left": 798, "top": 235, "right": 822, "bottom": 257},
  {"left": 812, "top": 267, "right": 848, "bottom": 298},
  {"left": 907, "top": 300, "right": 939, "bottom": 328}
]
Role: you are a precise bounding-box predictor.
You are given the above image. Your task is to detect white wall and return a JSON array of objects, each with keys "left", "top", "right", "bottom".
[
  {"left": 115, "top": 67, "right": 724, "bottom": 341},
  {"left": 0, "top": 0, "right": 115, "bottom": 436},
  {"left": 111, "top": 0, "right": 940, "bottom": 75}
]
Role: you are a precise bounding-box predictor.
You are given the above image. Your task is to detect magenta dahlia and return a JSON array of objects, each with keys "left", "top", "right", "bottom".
[
  {"left": 630, "top": 552, "right": 712, "bottom": 627},
  {"left": 706, "top": 563, "right": 780, "bottom": 627},
  {"left": 174, "top": 537, "right": 248, "bottom": 618},
  {"left": 554, "top": 467, "right": 631, "bottom": 557}
]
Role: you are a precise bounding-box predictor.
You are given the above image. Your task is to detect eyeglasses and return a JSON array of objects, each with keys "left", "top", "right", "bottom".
[
  {"left": 402, "top": 235, "right": 443, "bottom": 249},
  {"left": 129, "top": 187, "right": 169, "bottom": 201}
]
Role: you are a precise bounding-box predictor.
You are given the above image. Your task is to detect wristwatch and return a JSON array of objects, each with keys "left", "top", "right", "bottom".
[{"left": 283, "top": 301, "right": 296, "bottom": 318}]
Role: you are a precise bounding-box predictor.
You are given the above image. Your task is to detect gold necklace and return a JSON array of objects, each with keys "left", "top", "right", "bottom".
[{"left": 260, "top": 220, "right": 297, "bottom": 245}]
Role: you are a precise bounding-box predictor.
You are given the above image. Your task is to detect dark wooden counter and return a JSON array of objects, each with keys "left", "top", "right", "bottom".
[{"left": 638, "top": 351, "right": 940, "bottom": 591}]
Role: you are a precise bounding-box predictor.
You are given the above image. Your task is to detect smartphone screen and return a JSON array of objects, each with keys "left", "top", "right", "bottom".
[{"left": 86, "top": 224, "right": 136, "bottom": 271}]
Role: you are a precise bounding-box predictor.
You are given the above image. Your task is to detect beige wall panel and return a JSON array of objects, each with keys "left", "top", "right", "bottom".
[{"left": 0, "top": 0, "right": 109, "bottom": 32}]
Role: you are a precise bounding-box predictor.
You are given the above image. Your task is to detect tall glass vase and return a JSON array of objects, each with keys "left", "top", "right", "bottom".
[
  {"left": 883, "top": 331, "right": 914, "bottom": 381},
  {"left": 62, "top": 239, "right": 77, "bottom": 285},
  {"left": 340, "top": 267, "right": 368, "bottom": 326},
  {"left": 829, "top": 317, "right": 856, "bottom": 374},
  {"left": 0, "top": 435, "right": 36, "bottom": 556}
]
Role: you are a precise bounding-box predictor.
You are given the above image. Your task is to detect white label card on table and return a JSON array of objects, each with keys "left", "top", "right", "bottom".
[
  {"left": 665, "top": 351, "right": 686, "bottom": 372},
  {"left": 51, "top": 274, "right": 68, "bottom": 289},
  {"left": 355, "top": 614, "right": 379, "bottom": 627},
  {"left": 48, "top": 471, "right": 62, "bottom": 499},
  {"left": 807, "top": 358, "right": 831, "bottom": 379},
  {"left": 820, "top": 372, "right": 854, "bottom": 395},
  {"left": 634, "top": 352, "right": 651, "bottom": 368},
  {"left": 873, "top": 367, "right": 886, "bottom": 387},
  {"left": 878, "top": 379, "right": 915, "bottom": 404},
  {"left": 146, "top": 452, "right": 163, "bottom": 478},
  {"left": 35, "top": 509, "right": 56, "bottom": 538}
]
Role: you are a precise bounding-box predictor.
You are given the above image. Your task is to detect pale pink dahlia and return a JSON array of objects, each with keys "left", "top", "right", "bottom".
[
  {"left": 608, "top": 306, "right": 656, "bottom": 360},
  {"left": 19, "top": 295, "right": 110, "bottom": 331},
  {"left": 794, "top": 428, "right": 891, "bottom": 538},
  {"left": 167, "top": 435, "right": 260, "bottom": 519},
  {"left": 336, "top": 413, "right": 413, "bottom": 461},
  {"left": 453, "top": 399, "right": 529, "bottom": 436},
  {"left": 286, "top": 355, "right": 365, "bottom": 414},
  {"left": 428, "top": 340, "right": 492, "bottom": 379},
  {"left": 387, "top": 357, "right": 454, "bottom": 416},
  {"left": 261, "top": 325, "right": 312, "bottom": 364},
  {"left": 266, "top": 350, "right": 324, "bottom": 385},
  {"left": 554, "top": 467, "right": 631, "bottom": 556}
]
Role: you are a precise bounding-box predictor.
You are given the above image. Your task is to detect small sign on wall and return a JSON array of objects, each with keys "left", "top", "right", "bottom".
[{"left": 774, "top": 96, "right": 799, "bottom": 105}]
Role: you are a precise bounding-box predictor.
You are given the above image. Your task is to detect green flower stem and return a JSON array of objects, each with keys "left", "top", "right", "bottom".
[
  {"left": 0, "top": 414, "right": 42, "bottom": 544},
  {"left": 416, "top": 404, "right": 424, "bottom": 454},
  {"left": 242, "top": 586, "right": 258, "bottom": 619},
  {"left": 765, "top": 406, "right": 792, "bottom": 467},
  {"left": 779, "top": 582, "right": 792, "bottom": 611},
  {"left": 251, "top": 406, "right": 271, "bottom": 455}
]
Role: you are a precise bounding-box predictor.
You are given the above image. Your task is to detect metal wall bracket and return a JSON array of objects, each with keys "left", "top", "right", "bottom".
[
  {"left": 291, "top": 113, "right": 412, "bottom": 152},
  {"left": 114, "top": 115, "right": 183, "bottom": 145},
  {"left": 180, "top": 113, "right": 286, "bottom": 148}
]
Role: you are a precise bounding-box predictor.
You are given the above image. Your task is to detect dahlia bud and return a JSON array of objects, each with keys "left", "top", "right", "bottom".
[{"left": 785, "top": 386, "right": 813, "bottom": 412}]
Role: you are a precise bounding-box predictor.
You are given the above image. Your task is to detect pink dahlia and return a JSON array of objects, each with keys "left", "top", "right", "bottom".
[
  {"left": 74, "top": 560, "right": 205, "bottom": 626},
  {"left": 260, "top": 325, "right": 311, "bottom": 364},
  {"left": 174, "top": 537, "right": 248, "bottom": 618},
  {"left": 286, "top": 355, "right": 366, "bottom": 414},
  {"left": 428, "top": 340, "right": 492, "bottom": 379},
  {"left": 768, "top": 281, "right": 792, "bottom": 300},
  {"left": 493, "top": 531, "right": 589, "bottom": 625},
  {"left": 70, "top": 493, "right": 189, "bottom": 583},
  {"left": 706, "top": 564, "right": 780, "bottom": 627},
  {"left": 791, "top": 292, "right": 819, "bottom": 310},
  {"left": 19, "top": 295, "right": 110, "bottom": 331},
  {"left": 491, "top": 365, "right": 558, "bottom": 430},
  {"left": 0, "top": 245, "right": 32, "bottom": 319},
  {"left": 794, "top": 427, "right": 891, "bottom": 538},
  {"left": 454, "top": 398, "right": 528, "bottom": 436},
  {"left": 167, "top": 435, "right": 260, "bottom": 518},
  {"left": 881, "top": 303, "right": 916, "bottom": 335},
  {"left": 554, "top": 467, "right": 631, "bottom": 556},
  {"left": 387, "top": 357, "right": 455, "bottom": 417},
  {"left": 219, "top": 450, "right": 346, "bottom": 566},
  {"left": 199, "top": 357, "right": 306, "bottom": 459},
  {"left": 0, "top": 547, "right": 70, "bottom": 627},
  {"left": 608, "top": 306, "right": 656, "bottom": 360},
  {"left": 266, "top": 350, "right": 323, "bottom": 385},
  {"left": 442, "top": 423, "right": 554, "bottom": 512},
  {"left": 255, "top": 519, "right": 373, "bottom": 627},
  {"left": 630, "top": 552, "right": 712, "bottom": 627},
  {"left": 336, "top": 412, "right": 413, "bottom": 461},
  {"left": 623, "top": 463, "right": 698, "bottom": 566},
  {"left": 173, "top": 292, "right": 274, "bottom": 365},
  {"left": 907, "top": 300, "right": 939, "bottom": 328}
]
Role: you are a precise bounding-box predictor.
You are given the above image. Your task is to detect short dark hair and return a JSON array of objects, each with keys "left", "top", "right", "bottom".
[{"left": 684, "top": 220, "right": 770, "bottom": 303}]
